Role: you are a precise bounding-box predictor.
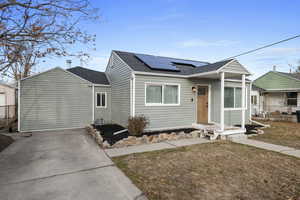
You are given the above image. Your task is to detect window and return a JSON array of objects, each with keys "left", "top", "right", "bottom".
[
  {"left": 286, "top": 92, "right": 297, "bottom": 106},
  {"left": 251, "top": 95, "right": 257, "bottom": 105},
  {"left": 145, "top": 83, "right": 179, "bottom": 105},
  {"left": 224, "top": 87, "right": 247, "bottom": 109},
  {"left": 96, "top": 92, "right": 106, "bottom": 108},
  {"left": 224, "top": 87, "right": 234, "bottom": 108}
]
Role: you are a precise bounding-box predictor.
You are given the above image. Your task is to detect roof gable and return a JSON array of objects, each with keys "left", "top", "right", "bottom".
[
  {"left": 254, "top": 71, "right": 300, "bottom": 90},
  {"left": 21, "top": 67, "right": 91, "bottom": 84},
  {"left": 218, "top": 60, "right": 251, "bottom": 74}
]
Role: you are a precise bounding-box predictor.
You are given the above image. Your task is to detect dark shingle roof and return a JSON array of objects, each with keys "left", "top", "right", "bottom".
[
  {"left": 67, "top": 67, "right": 110, "bottom": 85},
  {"left": 252, "top": 84, "right": 264, "bottom": 91},
  {"left": 114, "top": 50, "right": 233, "bottom": 75}
]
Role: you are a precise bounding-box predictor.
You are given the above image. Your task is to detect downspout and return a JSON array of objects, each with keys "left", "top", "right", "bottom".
[
  {"left": 18, "top": 80, "right": 20, "bottom": 132},
  {"left": 92, "top": 84, "right": 95, "bottom": 123},
  {"left": 131, "top": 73, "right": 136, "bottom": 117},
  {"left": 249, "top": 81, "right": 252, "bottom": 120}
]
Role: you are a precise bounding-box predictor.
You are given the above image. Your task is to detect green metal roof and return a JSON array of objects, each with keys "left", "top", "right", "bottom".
[{"left": 253, "top": 71, "right": 300, "bottom": 90}]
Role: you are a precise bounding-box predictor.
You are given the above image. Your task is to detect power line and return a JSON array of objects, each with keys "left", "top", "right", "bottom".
[{"left": 225, "top": 34, "right": 300, "bottom": 59}]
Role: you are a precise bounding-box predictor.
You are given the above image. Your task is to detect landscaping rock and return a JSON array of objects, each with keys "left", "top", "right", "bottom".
[
  {"left": 177, "top": 131, "right": 186, "bottom": 139},
  {"left": 169, "top": 132, "right": 177, "bottom": 140},
  {"left": 159, "top": 133, "right": 169, "bottom": 141},
  {"left": 141, "top": 135, "right": 149, "bottom": 143},
  {"left": 257, "top": 129, "right": 264, "bottom": 134},
  {"left": 149, "top": 135, "right": 159, "bottom": 143},
  {"left": 191, "top": 130, "right": 201, "bottom": 138},
  {"left": 102, "top": 141, "right": 110, "bottom": 148}
]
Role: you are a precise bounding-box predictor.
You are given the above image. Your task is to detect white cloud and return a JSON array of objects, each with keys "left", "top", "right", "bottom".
[{"left": 179, "top": 39, "right": 239, "bottom": 48}]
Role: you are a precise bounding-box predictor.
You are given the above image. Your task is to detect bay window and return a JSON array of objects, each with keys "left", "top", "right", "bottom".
[{"left": 146, "top": 83, "right": 180, "bottom": 105}]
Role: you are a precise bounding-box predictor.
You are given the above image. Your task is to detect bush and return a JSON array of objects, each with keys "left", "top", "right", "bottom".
[{"left": 128, "top": 115, "right": 149, "bottom": 136}]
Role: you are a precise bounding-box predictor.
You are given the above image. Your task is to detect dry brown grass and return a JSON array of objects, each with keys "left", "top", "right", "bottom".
[
  {"left": 252, "top": 121, "right": 300, "bottom": 149},
  {"left": 113, "top": 141, "right": 300, "bottom": 200}
]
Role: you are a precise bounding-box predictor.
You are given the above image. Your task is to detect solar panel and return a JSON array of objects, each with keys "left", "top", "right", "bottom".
[
  {"left": 135, "top": 54, "right": 180, "bottom": 71},
  {"left": 135, "top": 53, "right": 208, "bottom": 71},
  {"left": 171, "top": 59, "right": 208, "bottom": 67}
]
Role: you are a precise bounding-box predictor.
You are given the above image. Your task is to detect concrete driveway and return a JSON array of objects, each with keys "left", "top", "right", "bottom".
[{"left": 0, "top": 129, "right": 145, "bottom": 200}]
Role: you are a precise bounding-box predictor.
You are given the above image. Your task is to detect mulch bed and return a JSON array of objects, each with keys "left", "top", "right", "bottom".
[
  {"left": 94, "top": 124, "right": 196, "bottom": 145},
  {"left": 0, "top": 134, "right": 14, "bottom": 152},
  {"left": 235, "top": 124, "right": 263, "bottom": 135}
]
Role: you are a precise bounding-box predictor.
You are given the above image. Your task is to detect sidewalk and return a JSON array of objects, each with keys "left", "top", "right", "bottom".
[
  {"left": 231, "top": 138, "right": 300, "bottom": 158},
  {"left": 105, "top": 138, "right": 211, "bottom": 157}
]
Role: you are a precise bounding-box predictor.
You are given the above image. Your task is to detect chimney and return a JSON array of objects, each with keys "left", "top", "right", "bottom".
[
  {"left": 273, "top": 65, "right": 276, "bottom": 71},
  {"left": 66, "top": 60, "right": 72, "bottom": 68}
]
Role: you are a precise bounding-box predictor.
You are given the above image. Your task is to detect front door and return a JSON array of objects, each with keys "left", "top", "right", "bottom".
[{"left": 197, "top": 86, "right": 208, "bottom": 124}]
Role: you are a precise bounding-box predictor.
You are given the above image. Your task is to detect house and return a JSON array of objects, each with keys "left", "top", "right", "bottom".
[
  {"left": 19, "top": 50, "right": 252, "bottom": 135},
  {"left": 0, "top": 82, "right": 16, "bottom": 119},
  {"left": 250, "top": 84, "right": 264, "bottom": 116},
  {"left": 253, "top": 69, "right": 300, "bottom": 114}
]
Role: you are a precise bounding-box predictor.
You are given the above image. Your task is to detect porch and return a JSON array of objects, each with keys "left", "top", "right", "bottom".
[{"left": 189, "top": 59, "right": 251, "bottom": 137}]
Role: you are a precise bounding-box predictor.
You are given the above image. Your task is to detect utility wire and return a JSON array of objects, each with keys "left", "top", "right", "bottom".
[{"left": 225, "top": 34, "right": 300, "bottom": 59}]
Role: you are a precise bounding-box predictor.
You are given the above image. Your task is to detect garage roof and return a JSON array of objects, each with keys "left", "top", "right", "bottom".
[{"left": 67, "top": 67, "right": 110, "bottom": 85}]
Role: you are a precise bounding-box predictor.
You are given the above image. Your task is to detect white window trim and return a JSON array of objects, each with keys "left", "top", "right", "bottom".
[
  {"left": 251, "top": 95, "right": 258, "bottom": 105},
  {"left": 96, "top": 92, "right": 107, "bottom": 108},
  {"left": 145, "top": 82, "right": 180, "bottom": 106},
  {"left": 224, "top": 86, "right": 248, "bottom": 111}
]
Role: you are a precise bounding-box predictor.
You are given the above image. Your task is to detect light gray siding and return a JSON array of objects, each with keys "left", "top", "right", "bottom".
[
  {"left": 221, "top": 60, "right": 250, "bottom": 74},
  {"left": 135, "top": 75, "right": 197, "bottom": 129},
  {"left": 105, "top": 52, "right": 132, "bottom": 126},
  {"left": 20, "top": 68, "right": 92, "bottom": 132},
  {"left": 94, "top": 86, "right": 111, "bottom": 123},
  {"left": 134, "top": 74, "right": 251, "bottom": 130}
]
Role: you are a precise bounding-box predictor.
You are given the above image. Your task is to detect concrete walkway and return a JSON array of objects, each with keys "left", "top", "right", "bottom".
[
  {"left": 105, "top": 138, "right": 210, "bottom": 157},
  {"left": 0, "top": 129, "right": 146, "bottom": 200},
  {"left": 231, "top": 138, "right": 300, "bottom": 158}
]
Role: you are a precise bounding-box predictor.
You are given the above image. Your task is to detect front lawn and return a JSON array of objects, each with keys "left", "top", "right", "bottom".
[
  {"left": 252, "top": 121, "right": 300, "bottom": 149},
  {"left": 113, "top": 141, "right": 300, "bottom": 200}
]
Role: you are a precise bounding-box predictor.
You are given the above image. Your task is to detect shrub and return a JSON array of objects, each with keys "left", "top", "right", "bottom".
[{"left": 128, "top": 115, "right": 149, "bottom": 136}]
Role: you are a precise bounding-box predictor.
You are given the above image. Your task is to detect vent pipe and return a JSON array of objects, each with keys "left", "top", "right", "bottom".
[{"left": 66, "top": 60, "right": 72, "bottom": 68}]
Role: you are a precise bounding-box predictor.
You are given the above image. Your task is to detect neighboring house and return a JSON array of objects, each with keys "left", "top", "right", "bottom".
[
  {"left": 250, "top": 85, "right": 264, "bottom": 116},
  {"left": 19, "top": 50, "right": 252, "bottom": 135},
  {"left": 0, "top": 82, "right": 16, "bottom": 119},
  {"left": 253, "top": 70, "right": 300, "bottom": 114}
]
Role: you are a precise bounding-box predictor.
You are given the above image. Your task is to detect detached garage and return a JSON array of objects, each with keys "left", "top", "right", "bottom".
[{"left": 19, "top": 67, "right": 111, "bottom": 132}]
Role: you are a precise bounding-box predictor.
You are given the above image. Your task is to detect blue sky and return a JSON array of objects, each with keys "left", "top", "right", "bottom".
[{"left": 42, "top": 0, "right": 300, "bottom": 79}]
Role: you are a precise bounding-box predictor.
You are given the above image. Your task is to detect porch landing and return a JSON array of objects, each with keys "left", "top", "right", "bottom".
[{"left": 192, "top": 123, "right": 246, "bottom": 139}]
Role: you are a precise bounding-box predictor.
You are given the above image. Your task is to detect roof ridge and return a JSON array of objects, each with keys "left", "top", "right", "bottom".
[
  {"left": 113, "top": 50, "right": 210, "bottom": 64},
  {"left": 274, "top": 71, "right": 300, "bottom": 81}
]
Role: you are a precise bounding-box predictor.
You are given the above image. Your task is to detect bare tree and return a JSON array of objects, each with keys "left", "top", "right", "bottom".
[
  {"left": 0, "top": 0, "right": 98, "bottom": 80},
  {"left": 294, "top": 60, "right": 300, "bottom": 73}
]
